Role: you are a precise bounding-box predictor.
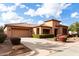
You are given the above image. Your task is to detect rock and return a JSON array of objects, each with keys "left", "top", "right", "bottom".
[
  {"left": 9, "top": 44, "right": 32, "bottom": 55},
  {"left": 12, "top": 44, "right": 25, "bottom": 50}
]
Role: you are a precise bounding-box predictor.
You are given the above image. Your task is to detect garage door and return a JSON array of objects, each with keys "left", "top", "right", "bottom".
[{"left": 11, "top": 29, "right": 32, "bottom": 37}]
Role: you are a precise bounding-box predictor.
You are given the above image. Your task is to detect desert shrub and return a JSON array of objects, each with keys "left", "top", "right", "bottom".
[
  {"left": 0, "top": 33, "right": 7, "bottom": 43},
  {"left": 32, "top": 34, "right": 54, "bottom": 38},
  {"left": 32, "top": 34, "right": 39, "bottom": 38},
  {"left": 10, "top": 37, "right": 21, "bottom": 45}
]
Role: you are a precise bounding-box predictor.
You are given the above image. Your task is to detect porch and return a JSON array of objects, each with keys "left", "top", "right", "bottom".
[{"left": 33, "top": 26, "right": 52, "bottom": 35}]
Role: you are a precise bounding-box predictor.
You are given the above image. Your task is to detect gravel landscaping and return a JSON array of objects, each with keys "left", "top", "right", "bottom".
[{"left": 0, "top": 39, "right": 32, "bottom": 56}]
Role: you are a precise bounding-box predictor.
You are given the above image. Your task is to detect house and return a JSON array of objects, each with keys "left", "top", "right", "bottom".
[{"left": 4, "top": 19, "right": 68, "bottom": 37}]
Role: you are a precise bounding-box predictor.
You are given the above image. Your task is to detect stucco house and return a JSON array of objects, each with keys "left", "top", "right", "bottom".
[{"left": 4, "top": 19, "right": 68, "bottom": 37}]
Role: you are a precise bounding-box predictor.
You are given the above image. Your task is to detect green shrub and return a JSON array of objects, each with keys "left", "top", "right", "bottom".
[
  {"left": 32, "top": 34, "right": 54, "bottom": 38},
  {"left": 0, "top": 33, "right": 7, "bottom": 43},
  {"left": 32, "top": 34, "right": 39, "bottom": 38},
  {"left": 10, "top": 37, "right": 21, "bottom": 45}
]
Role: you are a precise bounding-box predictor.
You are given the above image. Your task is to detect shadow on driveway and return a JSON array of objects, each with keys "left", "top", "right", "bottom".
[{"left": 22, "top": 41, "right": 65, "bottom": 56}]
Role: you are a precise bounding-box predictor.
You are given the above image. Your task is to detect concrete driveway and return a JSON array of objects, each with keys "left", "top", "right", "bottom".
[{"left": 21, "top": 38, "right": 79, "bottom": 56}]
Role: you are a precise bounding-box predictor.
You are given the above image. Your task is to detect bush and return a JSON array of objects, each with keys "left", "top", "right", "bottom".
[
  {"left": 32, "top": 34, "right": 54, "bottom": 38},
  {"left": 0, "top": 33, "right": 7, "bottom": 43},
  {"left": 10, "top": 37, "right": 21, "bottom": 45},
  {"left": 32, "top": 34, "right": 39, "bottom": 38}
]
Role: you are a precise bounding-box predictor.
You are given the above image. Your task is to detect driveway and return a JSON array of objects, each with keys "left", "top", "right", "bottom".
[{"left": 21, "top": 38, "right": 79, "bottom": 56}]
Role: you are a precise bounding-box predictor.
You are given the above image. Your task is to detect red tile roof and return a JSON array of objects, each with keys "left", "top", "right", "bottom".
[
  {"left": 45, "top": 19, "right": 61, "bottom": 22},
  {"left": 4, "top": 23, "right": 36, "bottom": 28}
]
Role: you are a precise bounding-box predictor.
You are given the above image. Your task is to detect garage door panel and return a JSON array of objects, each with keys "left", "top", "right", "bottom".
[{"left": 11, "top": 29, "right": 32, "bottom": 37}]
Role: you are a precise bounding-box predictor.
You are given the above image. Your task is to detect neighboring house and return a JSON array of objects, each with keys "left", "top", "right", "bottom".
[{"left": 4, "top": 19, "right": 68, "bottom": 37}]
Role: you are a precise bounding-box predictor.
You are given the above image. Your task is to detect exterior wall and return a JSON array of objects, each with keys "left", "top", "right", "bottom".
[
  {"left": 43, "top": 21, "right": 53, "bottom": 27},
  {"left": 4, "top": 20, "right": 68, "bottom": 37},
  {"left": 4, "top": 27, "right": 7, "bottom": 34},
  {"left": 41, "top": 27, "right": 52, "bottom": 34},
  {"left": 58, "top": 27, "right": 63, "bottom": 35},
  {"left": 4, "top": 26, "right": 32, "bottom": 37},
  {"left": 52, "top": 21, "right": 60, "bottom": 28},
  {"left": 4, "top": 26, "right": 12, "bottom": 37},
  {"left": 62, "top": 27, "right": 68, "bottom": 35},
  {"left": 57, "top": 27, "right": 68, "bottom": 35},
  {"left": 33, "top": 28, "right": 37, "bottom": 34},
  {"left": 33, "top": 27, "right": 52, "bottom": 35},
  {"left": 39, "top": 27, "right": 42, "bottom": 34},
  {"left": 42, "top": 20, "right": 60, "bottom": 34},
  {"left": 33, "top": 27, "right": 43, "bottom": 34},
  {"left": 43, "top": 20, "right": 60, "bottom": 28},
  {"left": 33, "top": 20, "right": 61, "bottom": 35}
]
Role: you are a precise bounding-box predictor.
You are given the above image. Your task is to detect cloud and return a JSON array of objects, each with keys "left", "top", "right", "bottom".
[
  {"left": 24, "top": 9, "right": 36, "bottom": 17},
  {"left": 36, "top": 4, "right": 41, "bottom": 7},
  {"left": 19, "top": 4, "right": 26, "bottom": 8},
  {"left": 1, "top": 11, "right": 24, "bottom": 24},
  {"left": 0, "top": 4, "right": 17, "bottom": 12},
  {"left": 15, "top": 3, "right": 21, "bottom": 6},
  {"left": 0, "top": 11, "right": 34, "bottom": 25},
  {"left": 0, "top": 4, "right": 9, "bottom": 12},
  {"left": 22, "top": 19, "right": 34, "bottom": 24},
  {"left": 26, "top": 6, "right": 29, "bottom": 9},
  {"left": 37, "top": 20, "right": 44, "bottom": 24},
  {"left": 0, "top": 3, "right": 26, "bottom": 12},
  {"left": 24, "top": 3, "right": 71, "bottom": 18},
  {"left": 71, "top": 12, "right": 79, "bottom": 18}
]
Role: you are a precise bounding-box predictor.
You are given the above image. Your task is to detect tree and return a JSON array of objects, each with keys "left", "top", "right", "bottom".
[
  {"left": 0, "top": 26, "right": 4, "bottom": 33},
  {"left": 68, "top": 22, "right": 79, "bottom": 32}
]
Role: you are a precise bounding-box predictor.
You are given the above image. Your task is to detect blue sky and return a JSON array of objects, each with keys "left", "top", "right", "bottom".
[{"left": 0, "top": 3, "right": 79, "bottom": 26}]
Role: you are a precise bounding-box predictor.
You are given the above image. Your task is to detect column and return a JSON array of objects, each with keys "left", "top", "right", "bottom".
[{"left": 39, "top": 27, "right": 42, "bottom": 34}]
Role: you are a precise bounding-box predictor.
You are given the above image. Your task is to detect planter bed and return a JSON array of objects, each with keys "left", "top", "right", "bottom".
[{"left": 0, "top": 39, "right": 32, "bottom": 56}]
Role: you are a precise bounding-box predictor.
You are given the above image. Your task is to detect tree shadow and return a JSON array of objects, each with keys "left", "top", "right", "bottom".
[{"left": 66, "top": 41, "right": 75, "bottom": 43}]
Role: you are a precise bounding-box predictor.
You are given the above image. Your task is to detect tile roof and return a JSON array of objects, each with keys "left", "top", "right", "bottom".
[
  {"left": 56, "top": 24, "right": 68, "bottom": 27},
  {"left": 4, "top": 23, "right": 37, "bottom": 28},
  {"left": 34, "top": 24, "right": 52, "bottom": 28},
  {"left": 45, "top": 19, "right": 61, "bottom": 22}
]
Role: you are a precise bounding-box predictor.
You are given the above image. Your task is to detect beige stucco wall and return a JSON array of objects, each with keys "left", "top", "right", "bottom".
[
  {"left": 52, "top": 21, "right": 60, "bottom": 28},
  {"left": 58, "top": 27, "right": 63, "bottom": 35},
  {"left": 4, "top": 26, "right": 32, "bottom": 37},
  {"left": 57, "top": 26, "right": 68, "bottom": 35},
  {"left": 41, "top": 27, "right": 52, "bottom": 34},
  {"left": 4, "top": 27, "right": 7, "bottom": 34},
  {"left": 4, "top": 26, "right": 12, "bottom": 37},
  {"left": 33, "top": 28, "right": 37, "bottom": 34},
  {"left": 43, "top": 20, "right": 60, "bottom": 27},
  {"left": 33, "top": 27, "right": 42, "bottom": 34},
  {"left": 33, "top": 27, "right": 52, "bottom": 35},
  {"left": 42, "top": 21, "right": 53, "bottom": 27},
  {"left": 33, "top": 20, "right": 60, "bottom": 35}
]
